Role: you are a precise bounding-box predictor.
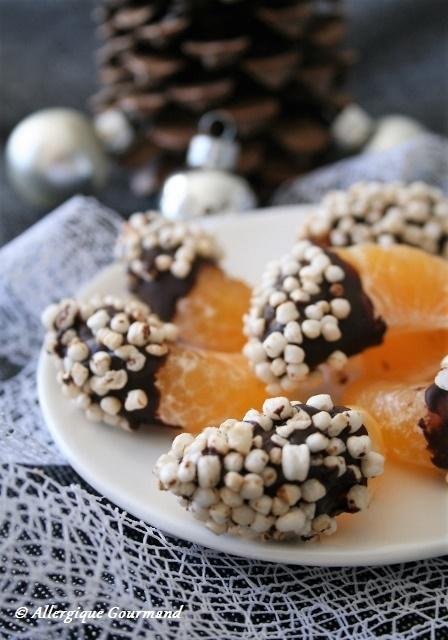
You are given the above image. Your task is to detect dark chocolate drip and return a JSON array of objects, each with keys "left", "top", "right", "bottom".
[
  {"left": 56, "top": 309, "right": 166, "bottom": 430},
  {"left": 263, "top": 250, "right": 386, "bottom": 369},
  {"left": 129, "top": 247, "right": 213, "bottom": 321},
  {"left": 419, "top": 383, "right": 448, "bottom": 469}
]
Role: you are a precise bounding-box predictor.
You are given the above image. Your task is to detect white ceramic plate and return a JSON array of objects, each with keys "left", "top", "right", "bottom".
[{"left": 38, "top": 206, "right": 448, "bottom": 566}]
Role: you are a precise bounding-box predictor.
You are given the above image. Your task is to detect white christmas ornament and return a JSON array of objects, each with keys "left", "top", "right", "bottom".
[
  {"left": 160, "top": 111, "right": 257, "bottom": 220},
  {"left": 94, "top": 108, "right": 134, "bottom": 154},
  {"left": 331, "top": 103, "right": 374, "bottom": 152},
  {"left": 6, "top": 108, "right": 109, "bottom": 208},
  {"left": 365, "top": 115, "right": 426, "bottom": 153}
]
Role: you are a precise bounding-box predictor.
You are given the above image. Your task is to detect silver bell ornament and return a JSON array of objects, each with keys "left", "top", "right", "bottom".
[
  {"left": 159, "top": 111, "right": 257, "bottom": 220},
  {"left": 5, "top": 108, "right": 109, "bottom": 209}
]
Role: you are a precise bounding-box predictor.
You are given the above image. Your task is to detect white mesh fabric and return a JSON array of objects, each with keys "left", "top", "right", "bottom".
[
  {"left": 1, "top": 181, "right": 447, "bottom": 639},
  {"left": 1, "top": 464, "right": 447, "bottom": 640},
  {"left": 0, "top": 197, "right": 122, "bottom": 465},
  {"left": 274, "top": 134, "right": 448, "bottom": 205}
]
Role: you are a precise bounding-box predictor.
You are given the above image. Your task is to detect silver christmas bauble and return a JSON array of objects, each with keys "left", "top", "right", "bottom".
[
  {"left": 160, "top": 169, "right": 257, "bottom": 219},
  {"left": 6, "top": 108, "right": 109, "bottom": 208},
  {"left": 160, "top": 110, "right": 257, "bottom": 220}
]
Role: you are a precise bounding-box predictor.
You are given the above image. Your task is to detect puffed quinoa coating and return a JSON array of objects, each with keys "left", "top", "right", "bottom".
[
  {"left": 42, "top": 297, "right": 178, "bottom": 431},
  {"left": 154, "top": 396, "right": 384, "bottom": 541},
  {"left": 115, "top": 212, "right": 227, "bottom": 321},
  {"left": 116, "top": 211, "right": 221, "bottom": 275},
  {"left": 115, "top": 212, "right": 223, "bottom": 319},
  {"left": 297, "top": 181, "right": 448, "bottom": 258}
]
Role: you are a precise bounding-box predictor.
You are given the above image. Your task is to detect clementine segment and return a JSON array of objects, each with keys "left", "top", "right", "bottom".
[
  {"left": 174, "top": 264, "right": 250, "bottom": 352},
  {"left": 344, "top": 378, "right": 435, "bottom": 470},
  {"left": 336, "top": 245, "right": 448, "bottom": 333},
  {"left": 349, "top": 330, "right": 448, "bottom": 384},
  {"left": 156, "top": 344, "right": 267, "bottom": 433}
]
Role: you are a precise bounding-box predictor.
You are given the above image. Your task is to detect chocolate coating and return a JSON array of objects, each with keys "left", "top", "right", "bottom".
[
  {"left": 42, "top": 297, "right": 179, "bottom": 432},
  {"left": 129, "top": 250, "right": 211, "bottom": 321},
  {"left": 419, "top": 383, "right": 448, "bottom": 469}
]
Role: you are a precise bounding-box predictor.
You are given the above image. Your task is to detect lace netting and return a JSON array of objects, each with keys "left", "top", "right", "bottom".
[{"left": 1, "top": 140, "right": 448, "bottom": 638}]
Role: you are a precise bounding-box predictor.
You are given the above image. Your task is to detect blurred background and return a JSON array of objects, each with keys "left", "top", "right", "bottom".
[{"left": 1, "top": 0, "right": 447, "bottom": 246}]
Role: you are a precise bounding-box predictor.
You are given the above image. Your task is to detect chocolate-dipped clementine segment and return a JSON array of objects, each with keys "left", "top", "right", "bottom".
[
  {"left": 116, "top": 211, "right": 222, "bottom": 321},
  {"left": 115, "top": 211, "right": 250, "bottom": 352},
  {"left": 243, "top": 240, "right": 386, "bottom": 393},
  {"left": 344, "top": 356, "right": 448, "bottom": 475},
  {"left": 155, "top": 394, "right": 385, "bottom": 540},
  {"left": 42, "top": 297, "right": 263, "bottom": 434}
]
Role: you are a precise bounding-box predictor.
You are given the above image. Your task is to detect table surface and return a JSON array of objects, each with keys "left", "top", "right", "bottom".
[{"left": 1, "top": 0, "right": 447, "bottom": 247}]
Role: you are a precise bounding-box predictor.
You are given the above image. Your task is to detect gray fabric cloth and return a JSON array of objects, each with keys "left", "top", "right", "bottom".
[{"left": 1, "top": 0, "right": 447, "bottom": 246}]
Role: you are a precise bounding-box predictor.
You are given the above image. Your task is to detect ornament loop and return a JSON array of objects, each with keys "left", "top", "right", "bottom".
[
  {"left": 198, "top": 110, "right": 237, "bottom": 141},
  {"left": 187, "top": 110, "right": 240, "bottom": 171}
]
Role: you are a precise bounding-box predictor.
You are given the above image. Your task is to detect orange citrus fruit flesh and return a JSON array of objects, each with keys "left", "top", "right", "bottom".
[
  {"left": 343, "top": 376, "right": 437, "bottom": 471},
  {"left": 155, "top": 344, "right": 378, "bottom": 438},
  {"left": 335, "top": 244, "right": 448, "bottom": 333},
  {"left": 174, "top": 264, "right": 250, "bottom": 352},
  {"left": 343, "top": 330, "right": 448, "bottom": 386},
  {"left": 156, "top": 344, "right": 267, "bottom": 433}
]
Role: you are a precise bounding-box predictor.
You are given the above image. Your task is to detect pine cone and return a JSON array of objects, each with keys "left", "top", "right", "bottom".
[{"left": 91, "top": 0, "right": 353, "bottom": 197}]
